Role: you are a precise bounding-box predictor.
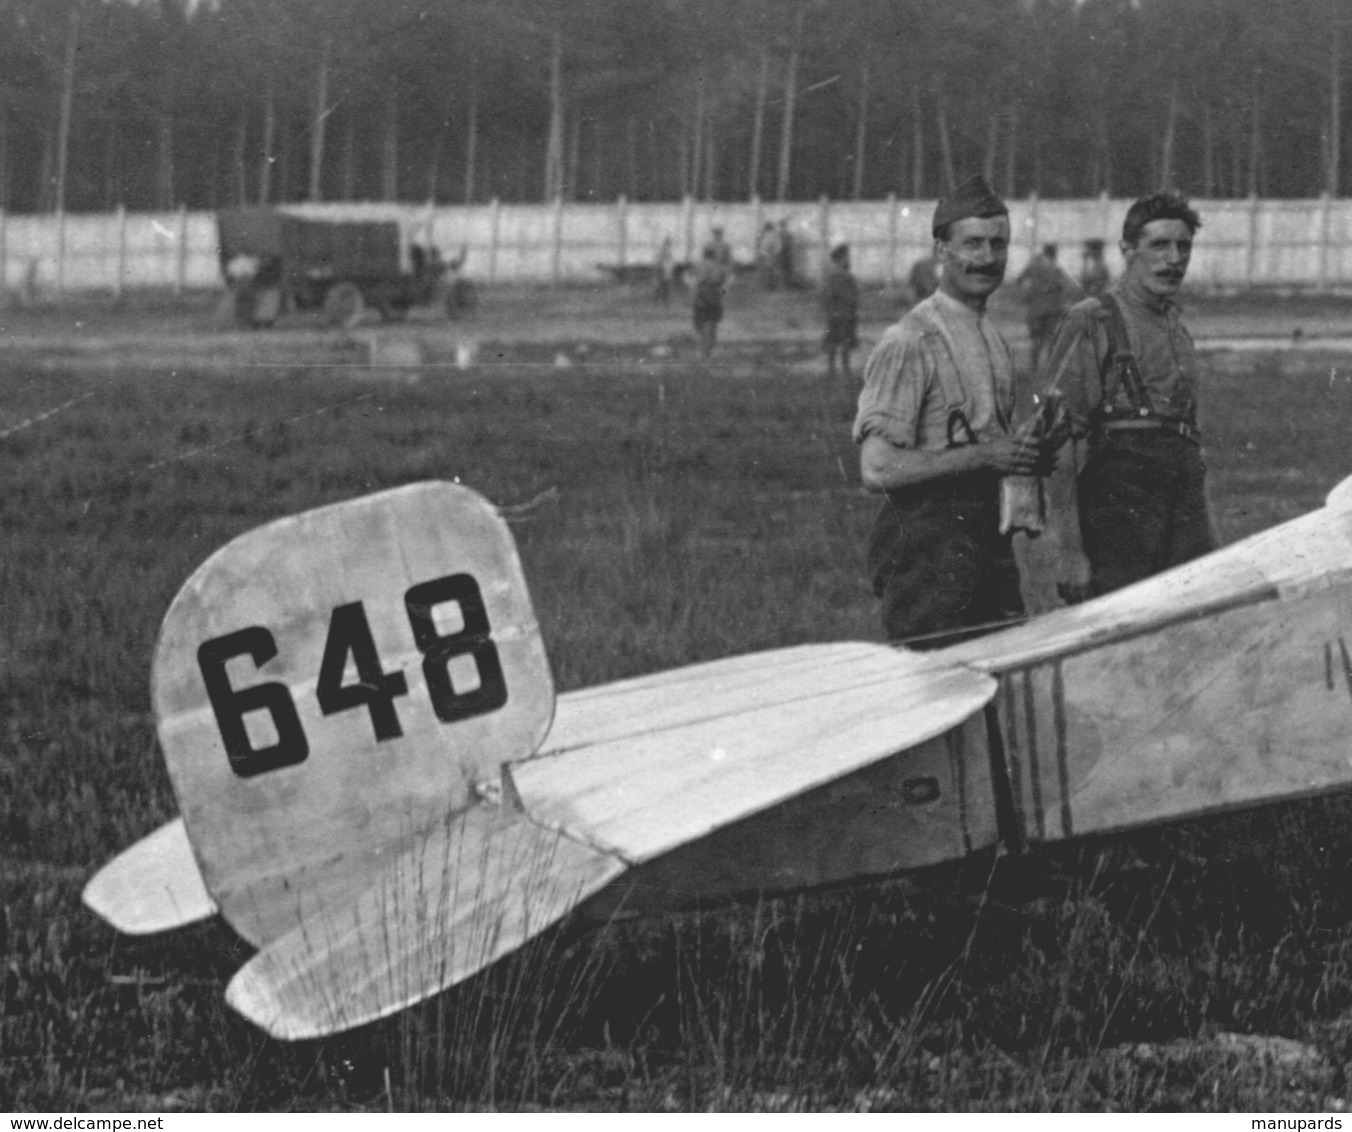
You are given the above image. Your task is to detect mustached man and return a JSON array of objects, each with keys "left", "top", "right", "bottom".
[
  {"left": 853, "top": 174, "right": 1054, "bottom": 647},
  {"left": 1042, "top": 191, "right": 1216, "bottom": 604}
]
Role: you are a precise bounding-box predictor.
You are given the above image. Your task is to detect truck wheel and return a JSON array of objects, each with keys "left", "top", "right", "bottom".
[
  {"left": 324, "top": 282, "right": 365, "bottom": 328},
  {"left": 234, "top": 284, "right": 281, "bottom": 329},
  {"left": 445, "top": 279, "right": 478, "bottom": 318}
]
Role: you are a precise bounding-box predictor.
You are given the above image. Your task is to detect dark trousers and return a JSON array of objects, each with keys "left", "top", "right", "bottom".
[
  {"left": 866, "top": 474, "right": 1024, "bottom": 648},
  {"left": 1079, "top": 430, "right": 1217, "bottom": 597}
]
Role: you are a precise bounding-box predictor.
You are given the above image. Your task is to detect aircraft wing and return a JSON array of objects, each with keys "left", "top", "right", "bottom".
[
  {"left": 223, "top": 641, "right": 996, "bottom": 1038},
  {"left": 82, "top": 817, "right": 216, "bottom": 934},
  {"left": 510, "top": 641, "right": 995, "bottom": 863}
]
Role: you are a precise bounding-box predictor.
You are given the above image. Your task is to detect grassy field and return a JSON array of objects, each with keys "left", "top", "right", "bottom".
[{"left": 5, "top": 295, "right": 1352, "bottom": 1110}]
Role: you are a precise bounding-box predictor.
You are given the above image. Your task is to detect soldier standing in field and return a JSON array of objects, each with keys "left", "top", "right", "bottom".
[
  {"left": 821, "top": 243, "right": 860, "bottom": 380},
  {"left": 1017, "top": 243, "right": 1083, "bottom": 373},
  {"left": 1079, "top": 238, "right": 1111, "bottom": 297},
  {"left": 1043, "top": 191, "right": 1216, "bottom": 602},
  {"left": 853, "top": 174, "right": 1056, "bottom": 646},
  {"left": 691, "top": 245, "right": 730, "bottom": 360}
]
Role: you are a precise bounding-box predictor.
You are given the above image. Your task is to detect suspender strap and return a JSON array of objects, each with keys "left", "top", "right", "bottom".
[{"left": 1098, "top": 293, "right": 1156, "bottom": 419}]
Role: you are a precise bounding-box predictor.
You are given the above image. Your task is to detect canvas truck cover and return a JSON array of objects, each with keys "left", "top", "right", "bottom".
[{"left": 216, "top": 208, "right": 402, "bottom": 284}]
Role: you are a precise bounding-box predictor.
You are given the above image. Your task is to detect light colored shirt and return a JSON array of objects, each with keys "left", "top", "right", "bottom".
[
  {"left": 1043, "top": 282, "right": 1200, "bottom": 437},
  {"left": 852, "top": 290, "right": 1016, "bottom": 452}
]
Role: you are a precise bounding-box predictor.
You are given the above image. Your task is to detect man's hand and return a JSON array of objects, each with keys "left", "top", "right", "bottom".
[
  {"left": 1056, "top": 549, "right": 1093, "bottom": 606},
  {"left": 978, "top": 436, "right": 1044, "bottom": 476}
]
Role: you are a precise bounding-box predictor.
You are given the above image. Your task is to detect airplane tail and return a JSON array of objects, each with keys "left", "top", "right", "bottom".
[{"left": 85, "top": 478, "right": 1001, "bottom": 1039}]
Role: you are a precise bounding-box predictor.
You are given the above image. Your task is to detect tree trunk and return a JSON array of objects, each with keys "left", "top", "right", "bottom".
[
  {"left": 1330, "top": 17, "right": 1342, "bottom": 196},
  {"left": 935, "top": 92, "right": 956, "bottom": 192},
  {"left": 691, "top": 73, "right": 706, "bottom": 200},
  {"left": 101, "top": 118, "right": 118, "bottom": 208},
  {"left": 233, "top": 113, "right": 248, "bottom": 205},
  {"left": 1247, "top": 96, "right": 1262, "bottom": 196},
  {"left": 911, "top": 86, "right": 924, "bottom": 198},
  {"left": 593, "top": 117, "right": 605, "bottom": 199},
  {"left": 544, "top": 27, "right": 564, "bottom": 200},
  {"left": 565, "top": 109, "right": 581, "bottom": 201},
  {"left": 464, "top": 69, "right": 479, "bottom": 204},
  {"left": 852, "top": 57, "right": 870, "bottom": 200},
  {"left": 776, "top": 3, "right": 804, "bottom": 202},
  {"left": 54, "top": 5, "right": 79, "bottom": 215},
  {"left": 342, "top": 113, "right": 357, "bottom": 201},
  {"left": 277, "top": 119, "right": 292, "bottom": 201},
  {"left": 626, "top": 115, "right": 638, "bottom": 198},
  {"left": 157, "top": 112, "right": 174, "bottom": 209},
  {"left": 1097, "top": 107, "right": 1112, "bottom": 196},
  {"left": 1, "top": 108, "right": 12, "bottom": 210},
  {"left": 1202, "top": 105, "right": 1215, "bottom": 197},
  {"left": 258, "top": 76, "right": 276, "bottom": 204},
  {"left": 1004, "top": 106, "right": 1019, "bottom": 197},
  {"left": 703, "top": 110, "right": 716, "bottom": 200},
  {"left": 981, "top": 111, "right": 999, "bottom": 185},
  {"left": 748, "top": 48, "right": 768, "bottom": 199},
  {"left": 1159, "top": 77, "right": 1179, "bottom": 189},
  {"left": 309, "top": 35, "right": 331, "bottom": 201},
  {"left": 382, "top": 89, "right": 398, "bottom": 201}
]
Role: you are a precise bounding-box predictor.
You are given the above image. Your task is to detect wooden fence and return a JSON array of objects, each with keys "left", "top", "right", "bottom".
[{"left": 3, "top": 194, "right": 1352, "bottom": 295}]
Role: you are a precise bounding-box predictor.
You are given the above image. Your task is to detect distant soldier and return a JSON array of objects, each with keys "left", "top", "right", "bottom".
[
  {"left": 1017, "top": 243, "right": 1083, "bottom": 373},
  {"left": 907, "top": 251, "right": 940, "bottom": 305},
  {"left": 757, "top": 222, "right": 783, "bottom": 290},
  {"left": 1080, "top": 238, "right": 1111, "bottom": 297},
  {"left": 821, "top": 243, "right": 860, "bottom": 379},
  {"left": 654, "top": 236, "right": 675, "bottom": 302},
  {"left": 692, "top": 245, "right": 730, "bottom": 360},
  {"left": 1044, "top": 191, "right": 1215, "bottom": 602},
  {"left": 704, "top": 226, "right": 734, "bottom": 270}
]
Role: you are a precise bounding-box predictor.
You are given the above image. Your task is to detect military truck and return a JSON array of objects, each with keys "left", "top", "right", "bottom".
[{"left": 217, "top": 207, "right": 476, "bottom": 329}]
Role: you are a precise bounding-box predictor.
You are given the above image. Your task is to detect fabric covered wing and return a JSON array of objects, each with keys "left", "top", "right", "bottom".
[
  {"left": 82, "top": 818, "right": 216, "bottom": 934},
  {"left": 510, "top": 642, "right": 997, "bottom": 863},
  {"left": 225, "top": 803, "right": 623, "bottom": 1041}
]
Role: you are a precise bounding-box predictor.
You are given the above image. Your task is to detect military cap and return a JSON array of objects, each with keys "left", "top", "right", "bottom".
[{"left": 932, "top": 174, "right": 1008, "bottom": 238}]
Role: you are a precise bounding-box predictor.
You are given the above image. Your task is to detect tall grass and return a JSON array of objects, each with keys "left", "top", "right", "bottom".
[{"left": 4, "top": 346, "right": 1352, "bottom": 1109}]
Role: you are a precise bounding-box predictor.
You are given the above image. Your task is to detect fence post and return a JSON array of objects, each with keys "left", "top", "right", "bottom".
[
  {"left": 175, "top": 204, "right": 188, "bottom": 295},
  {"left": 56, "top": 208, "right": 67, "bottom": 298},
  {"left": 0, "top": 208, "right": 7, "bottom": 299},
  {"left": 886, "top": 192, "right": 899, "bottom": 286},
  {"left": 115, "top": 204, "right": 127, "bottom": 299},
  {"left": 488, "top": 198, "right": 501, "bottom": 285},
  {"left": 550, "top": 195, "right": 564, "bottom": 286},
  {"left": 751, "top": 193, "right": 763, "bottom": 247},
  {"left": 617, "top": 194, "right": 628, "bottom": 269},
  {"left": 1026, "top": 191, "right": 1039, "bottom": 258},
  {"left": 682, "top": 194, "right": 695, "bottom": 263},
  {"left": 424, "top": 199, "right": 436, "bottom": 248},
  {"left": 1319, "top": 192, "right": 1332, "bottom": 291},
  {"left": 1246, "top": 194, "right": 1260, "bottom": 288},
  {"left": 1100, "top": 190, "right": 1111, "bottom": 238}
]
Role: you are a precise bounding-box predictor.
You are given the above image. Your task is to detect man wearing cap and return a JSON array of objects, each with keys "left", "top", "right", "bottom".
[
  {"left": 853, "top": 174, "right": 1050, "bottom": 646},
  {"left": 1043, "top": 190, "right": 1216, "bottom": 602},
  {"left": 821, "top": 243, "right": 860, "bottom": 379}
]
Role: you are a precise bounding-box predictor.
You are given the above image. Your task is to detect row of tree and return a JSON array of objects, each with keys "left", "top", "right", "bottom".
[{"left": 0, "top": 0, "right": 1347, "bottom": 215}]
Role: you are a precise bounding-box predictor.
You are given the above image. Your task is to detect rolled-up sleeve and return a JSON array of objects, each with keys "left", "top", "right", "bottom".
[
  {"left": 852, "top": 327, "right": 931, "bottom": 447},
  {"left": 1042, "top": 303, "right": 1108, "bottom": 438}
]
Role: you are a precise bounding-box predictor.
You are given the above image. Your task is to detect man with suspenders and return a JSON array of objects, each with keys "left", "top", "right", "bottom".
[
  {"left": 854, "top": 175, "right": 1052, "bottom": 646},
  {"left": 1042, "top": 191, "right": 1217, "bottom": 602}
]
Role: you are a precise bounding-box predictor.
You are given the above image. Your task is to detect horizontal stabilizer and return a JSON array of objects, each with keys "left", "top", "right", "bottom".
[
  {"left": 512, "top": 642, "right": 997, "bottom": 864},
  {"left": 82, "top": 818, "right": 216, "bottom": 934},
  {"left": 225, "top": 803, "right": 624, "bottom": 1041}
]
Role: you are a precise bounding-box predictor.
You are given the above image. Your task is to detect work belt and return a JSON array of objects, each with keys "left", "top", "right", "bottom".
[{"left": 1098, "top": 416, "right": 1201, "bottom": 444}]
